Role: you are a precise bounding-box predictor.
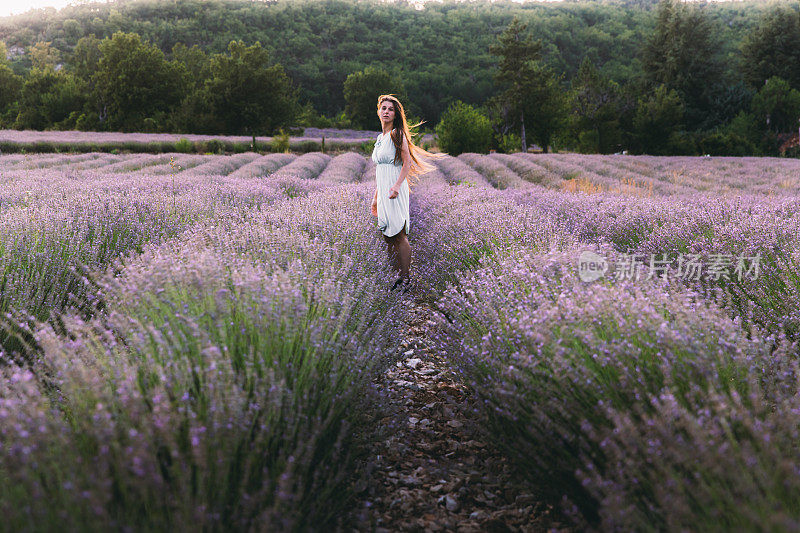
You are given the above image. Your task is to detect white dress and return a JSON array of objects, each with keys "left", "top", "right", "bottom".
[{"left": 371, "top": 130, "right": 410, "bottom": 237}]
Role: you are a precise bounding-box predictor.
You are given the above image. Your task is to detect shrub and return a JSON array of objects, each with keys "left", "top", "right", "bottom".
[
  {"left": 435, "top": 100, "right": 493, "bottom": 155},
  {"left": 296, "top": 140, "right": 318, "bottom": 153},
  {"left": 272, "top": 128, "right": 290, "bottom": 153},
  {"left": 698, "top": 131, "right": 756, "bottom": 156},
  {"left": 783, "top": 145, "right": 800, "bottom": 158},
  {"left": 75, "top": 112, "right": 100, "bottom": 131},
  {"left": 202, "top": 139, "right": 225, "bottom": 154},
  {"left": 499, "top": 132, "right": 521, "bottom": 153},
  {"left": 667, "top": 131, "right": 698, "bottom": 155},
  {"left": 142, "top": 117, "right": 158, "bottom": 133},
  {"left": 174, "top": 138, "right": 194, "bottom": 153}
]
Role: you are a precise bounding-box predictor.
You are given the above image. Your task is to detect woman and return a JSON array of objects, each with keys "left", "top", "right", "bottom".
[{"left": 370, "top": 94, "right": 445, "bottom": 293}]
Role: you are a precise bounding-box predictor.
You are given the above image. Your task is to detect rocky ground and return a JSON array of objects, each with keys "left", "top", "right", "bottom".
[{"left": 347, "top": 294, "right": 565, "bottom": 532}]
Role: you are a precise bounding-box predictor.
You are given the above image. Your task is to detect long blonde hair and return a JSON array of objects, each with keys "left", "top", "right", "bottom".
[{"left": 377, "top": 94, "right": 447, "bottom": 189}]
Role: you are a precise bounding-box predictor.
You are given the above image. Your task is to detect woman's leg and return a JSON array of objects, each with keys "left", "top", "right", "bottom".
[
  {"left": 383, "top": 236, "right": 399, "bottom": 275},
  {"left": 393, "top": 227, "right": 411, "bottom": 280}
]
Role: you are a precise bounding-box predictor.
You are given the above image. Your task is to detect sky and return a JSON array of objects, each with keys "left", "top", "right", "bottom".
[
  {"left": 2, "top": 0, "right": 81, "bottom": 17},
  {"left": 0, "top": 0, "right": 560, "bottom": 18},
  {"left": 0, "top": 0, "right": 746, "bottom": 18}
]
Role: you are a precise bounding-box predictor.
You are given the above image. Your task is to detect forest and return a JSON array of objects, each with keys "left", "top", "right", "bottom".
[{"left": 0, "top": 0, "right": 798, "bottom": 156}]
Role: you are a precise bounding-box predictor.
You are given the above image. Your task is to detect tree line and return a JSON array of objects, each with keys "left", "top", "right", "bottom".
[
  {"left": 0, "top": 34, "right": 299, "bottom": 137},
  {"left": 465, "top": 0, "right": 800, "bottom": 157},
  {"left": 0, "top": 0, "right": 798, "bottom": 156}
]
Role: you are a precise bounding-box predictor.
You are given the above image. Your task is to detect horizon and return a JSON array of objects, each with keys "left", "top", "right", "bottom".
[{"left": 0, "top": 0, "right": 760, "bottom": 19}]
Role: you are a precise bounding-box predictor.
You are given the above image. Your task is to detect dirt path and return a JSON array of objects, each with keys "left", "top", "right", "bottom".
[{"left": 347, "top": 296, "right": 561, "bottom": 532}]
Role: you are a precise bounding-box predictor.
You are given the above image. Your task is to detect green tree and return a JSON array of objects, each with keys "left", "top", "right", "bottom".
[
  {"left": 62, "top": 18, "right": 82, "bottom": 41},
  {"left": 632, "top": 85, "right": 684, "bottom": 155},
  {"left": 67, "top": 36, "right": 103, "bottom": 130},
  {"left": 489, "top": 16, "right": 543, "bottom": 152},
  {"left": 725, "top": 110, "right": 762, "bottom": 150},
  {"left": 570, "top": 58, "right": 621, "bottom": 153},
  {"left": 741, "top": 6, "right": 800, "bottom": 90},
  {"left": 200, "top": 40, "right": 299, "bottom": 136},
  {"left": 15, "top": 68, "right": 86, "bottom": 130},
  {"left": 343, "top": 67, "right": 406, "bottom": 130},
  {"left": 28, "top": 41, "right": 60, "bottom": 70},
  {"left": 70, "top": 35, "right": 102, "bottom": 81},
  {"left": 751, "top": 76, "right": 800, "bottom": 134},
  {"left": 522, "top": 62, "right": 568, "bottom": 153},
  {"left": 435, "top": 100, "right": 492, "bottom": 155},
  {"left": 0, "top": 64, "right": 22, "bottom": 126},
  {"left": 641, "top": 0, "right": 725, "bottom": 130},
  {"left": 94, "top": 32, "right": 186, "bottom": 131},
  {"left": 172, "top": 43, "right": 210, "bottom": 92}
]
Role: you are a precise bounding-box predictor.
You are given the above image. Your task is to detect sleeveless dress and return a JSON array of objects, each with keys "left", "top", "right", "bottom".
[{"left": 372, "top": 130, "right": 410, "bottom": 238}]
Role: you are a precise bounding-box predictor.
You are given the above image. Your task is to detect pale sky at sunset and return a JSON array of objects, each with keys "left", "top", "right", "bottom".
[
  {"left": 0, "top": 0, "right": 549, "bottom": 18},
  {"left": 0, "top": 0, "right": 744, "bottom": 18},
  {"left": 2, "top": 0, "right": 83, "bottom": 17}
]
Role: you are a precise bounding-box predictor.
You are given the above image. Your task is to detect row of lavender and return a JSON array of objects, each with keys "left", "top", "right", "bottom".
[
  {"left": 408, "top": 163, "right": 800, "bottom": 528},
  {"left": 0, "top": 153, "right": 405, "bottom": 530},
  {"left": 0, "top": 128, "right": 380, "bottom": 145},
  {"left": 9, "top": 150, "right": 800, "bottom": 195}
]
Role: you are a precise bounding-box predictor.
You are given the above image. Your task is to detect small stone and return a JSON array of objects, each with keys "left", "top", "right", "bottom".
[
  {"left": 445, "top": 495, "right": 459, "bottom": 512},
  {"left": 467, "top": 472, "right": 483, "bottom": 483},
  {"left": 394, "top": 380, "right": 421, "bottom": 390},
  {"left": 408, "top": 417, "right": 419, "bottom": 425},
  {"left": 514, "top": 494, "right": 537, "bottom": 507},
  {"left": 447, "top": 420, "right": 464, "bottom": 429},
  {"left": 405, "top": 358, "right": 422, "bottom": 369},
  {"left": 481, "top": 518, "right": 512, "bottom": 532},
  {"left": 399, "top": 474, "right": 421, "bottom": 486},
  {"left": 403, "top": 349, "right": 415, "bottom": 356}
]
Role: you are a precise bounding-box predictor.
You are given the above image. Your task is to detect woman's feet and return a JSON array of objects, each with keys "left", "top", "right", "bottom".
[
  {"left": 400, "top": 278, "right": 412, "bottom": 294},
  {"left": 389, "top": 277, "right": 412, "bottom": 294}
]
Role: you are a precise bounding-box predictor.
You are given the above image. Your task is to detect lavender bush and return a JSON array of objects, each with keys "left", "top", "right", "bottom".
[
  {"left": 434, "top": 155, "right": 492, "bottom": 187},
  {"left": 457, "top": 153, "right": 531, "bottom": 189},
  {"left": 582, "top": 380, "right": 800, "bottom": 530}
]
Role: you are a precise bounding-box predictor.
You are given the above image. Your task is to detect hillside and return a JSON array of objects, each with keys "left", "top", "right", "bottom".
[{"left": 0, "top": 0, "right": 782, "bottom": 121}]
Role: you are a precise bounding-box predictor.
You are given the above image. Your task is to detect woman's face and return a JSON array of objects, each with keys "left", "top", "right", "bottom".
[{"left": 379, "top": 100, "right": 395, "bottom": 125}]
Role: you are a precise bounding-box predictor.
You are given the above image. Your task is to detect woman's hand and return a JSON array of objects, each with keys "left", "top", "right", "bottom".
[
  {"left": 371, "top": 198, "right": 378, "bottom": 216},
  {"left": 388, "top": 184, "right": 400, "bottom": 199}
]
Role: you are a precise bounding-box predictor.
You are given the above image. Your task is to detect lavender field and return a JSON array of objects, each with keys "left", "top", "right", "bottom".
[{"left": 2, "top": 149, "right": 800, "bottom": 530}]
